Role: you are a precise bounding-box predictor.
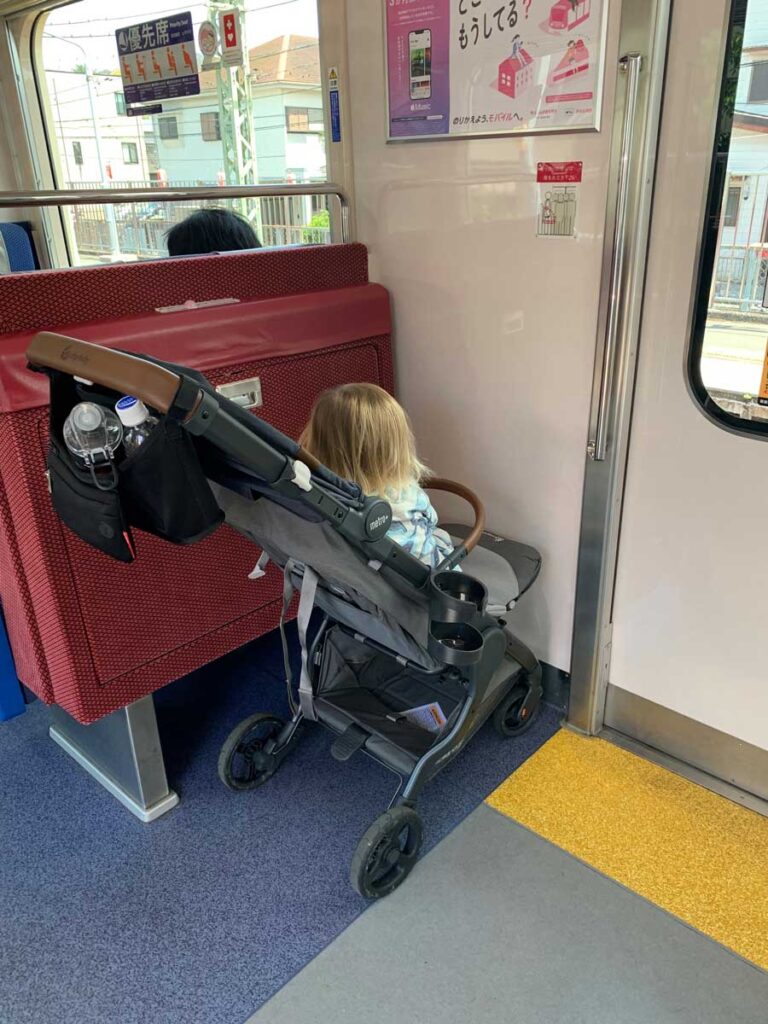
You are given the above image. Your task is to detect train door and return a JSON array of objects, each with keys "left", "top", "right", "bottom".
[{"left": 571, "top": 0, "right": 768, "bottom": 808}]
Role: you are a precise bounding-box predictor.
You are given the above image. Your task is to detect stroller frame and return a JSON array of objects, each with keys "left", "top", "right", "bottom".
[{"left": 27, "top": 332, "right": 544, "bottom": 899}]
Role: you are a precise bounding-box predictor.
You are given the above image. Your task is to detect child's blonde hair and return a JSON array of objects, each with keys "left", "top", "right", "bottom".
[{"left": 299, "top": 383, "right": 428, "bottom": 496}]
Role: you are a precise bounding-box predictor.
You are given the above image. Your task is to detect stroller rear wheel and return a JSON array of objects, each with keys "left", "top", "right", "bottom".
[
  {"left": 218, "top": 712, "right": 285, "bottom": 791},
  {"left": 493, "top": 679, "right": 540, "bottom": 738},
  {"left": 350, "top": 806, "right": 423, "bottom": 899}
]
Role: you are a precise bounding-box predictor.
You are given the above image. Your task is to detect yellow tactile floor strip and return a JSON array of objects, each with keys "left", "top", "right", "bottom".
[{"left": 487, "top": 729, "right": 768, "bottom": 971}]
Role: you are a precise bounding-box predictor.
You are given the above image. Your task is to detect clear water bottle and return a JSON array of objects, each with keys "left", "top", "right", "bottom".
[
  {"left": 115, "top": 396, "right": 158, "bottom": 454},
  {"left": 63, "top": 402, "right": 123, "bottom": 467}
]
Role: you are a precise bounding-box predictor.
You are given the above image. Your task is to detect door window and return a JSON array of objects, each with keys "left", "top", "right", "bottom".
[{"left": 690, "top": 0, "right": 768, "bottom": 432}]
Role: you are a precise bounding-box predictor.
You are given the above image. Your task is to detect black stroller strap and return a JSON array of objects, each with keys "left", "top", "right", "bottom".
[{"left": 167, "top": 376, "right": 202, "bottom": 422}]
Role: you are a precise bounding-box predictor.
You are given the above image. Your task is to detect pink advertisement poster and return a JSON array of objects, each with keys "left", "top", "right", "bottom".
[{"left": 386, "top": 0, "right": 606, "bottom": 140}]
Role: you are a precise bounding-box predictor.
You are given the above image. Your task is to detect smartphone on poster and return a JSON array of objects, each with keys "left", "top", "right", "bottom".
[{"left": 409, "top": 29, "right": 432, "bottom": 99}]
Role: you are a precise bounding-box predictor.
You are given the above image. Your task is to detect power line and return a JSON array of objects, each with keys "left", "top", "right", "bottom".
[{"left": 46, "top": 0, "right": 300, "bottom": 28}]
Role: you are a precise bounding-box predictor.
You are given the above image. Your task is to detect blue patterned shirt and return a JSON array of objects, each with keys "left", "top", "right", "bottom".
[{"left": 384, "top": 482, "right": 456, "bottom": 570}]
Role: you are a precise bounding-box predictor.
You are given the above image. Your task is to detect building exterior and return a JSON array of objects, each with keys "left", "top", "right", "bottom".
[
  {"left": 46, "top": 69, "right": 156, "bottom": 187},
  {"left": 712, "top": 8, "right": 768, "bottom": 306},
  {"left": 151, "top": 35, "right": 326, "bottom": 186}
]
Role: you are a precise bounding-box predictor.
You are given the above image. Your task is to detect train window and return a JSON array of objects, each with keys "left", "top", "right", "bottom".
[
  {"left": 35, "top": 0, "right": 329, "bottom": 267},
  {"left": 690, "top": 0, "right": 768, "bottom": 433}
]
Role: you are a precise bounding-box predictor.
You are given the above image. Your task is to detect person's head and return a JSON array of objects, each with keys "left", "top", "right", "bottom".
[
  {"left": 166, "top": 207, "right": 261, "bottom": 257},
  {"left": 299, "top": 383, "right": 427, "bottom": 495}
]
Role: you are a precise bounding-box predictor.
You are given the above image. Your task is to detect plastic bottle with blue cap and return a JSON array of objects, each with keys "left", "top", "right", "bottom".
[{"left": 115, "top": 395, "right": 158, "bottom": 455}]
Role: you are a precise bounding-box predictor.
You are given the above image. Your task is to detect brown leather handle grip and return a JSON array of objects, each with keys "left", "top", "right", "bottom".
[
  {"left": 423, "top": 477, "right": 486, "bottom": 554},
  {"left": 26, "top": 332, "right": 185, "bottom": 415}
]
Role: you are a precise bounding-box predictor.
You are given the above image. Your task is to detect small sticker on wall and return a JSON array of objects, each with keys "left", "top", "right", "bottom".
[
  {"left": 537, "top": 161, "right": 582, "bottom": 237},
  {"left": 758, "top": 338, "right": 768, "bottom": 407}
]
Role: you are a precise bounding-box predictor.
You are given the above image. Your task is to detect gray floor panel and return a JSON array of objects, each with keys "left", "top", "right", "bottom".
[{"left": 248, "top": 803, "right": 768, "bottom": 1024}]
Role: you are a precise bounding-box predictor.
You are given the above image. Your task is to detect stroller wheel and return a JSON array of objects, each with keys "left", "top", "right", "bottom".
[
  {"left": 350, "top": 807, "right": 423, "bottom": 899},
  {"left": 493, "top": 680, "right": 540, "bottom": 738},
  {"left": 218, "top": 713, "right": 285, "bottom": 791}
]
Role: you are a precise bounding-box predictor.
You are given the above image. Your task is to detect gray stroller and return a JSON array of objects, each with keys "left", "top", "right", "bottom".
[{"left": 28, "top": 332, "right": 544, "bottom": 899}]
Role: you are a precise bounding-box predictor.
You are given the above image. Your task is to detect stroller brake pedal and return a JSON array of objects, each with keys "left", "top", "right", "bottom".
[{"left": 331, "top": 723, "right": 369, "bottom": 762}]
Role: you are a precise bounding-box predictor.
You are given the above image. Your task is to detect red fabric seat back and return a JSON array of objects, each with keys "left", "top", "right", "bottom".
[{"left": 0, "top": 245, "right": 393, "bottom": 723}]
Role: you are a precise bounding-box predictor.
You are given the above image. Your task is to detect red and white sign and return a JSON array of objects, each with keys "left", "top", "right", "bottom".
[
  {"left": 219, "top": 9, "right": 243, "bottom": 66},
  {"left": 537, "top": 161, "right": 583, "bottom": 184}
]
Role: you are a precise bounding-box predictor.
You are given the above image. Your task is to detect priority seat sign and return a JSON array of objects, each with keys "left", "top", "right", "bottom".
[{"left": 116, "top": 12, "right": 200, "bottom": 106}]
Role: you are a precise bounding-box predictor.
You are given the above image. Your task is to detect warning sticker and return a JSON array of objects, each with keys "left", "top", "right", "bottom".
[
  {"left": 537, "top": 161, "right": 583, "bottom": 183},
  {"left": 758, "top": 338, "right": 768, "bottom": 406},
  {"left": 538, "top": 185, "right": 578, "bottom": 237},
  {"left": 537, "top": 161, "right": 580, "bottom": 237}
]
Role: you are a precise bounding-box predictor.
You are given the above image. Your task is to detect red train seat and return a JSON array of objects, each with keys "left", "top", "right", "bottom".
[{"left": 0, "top": 244, "right": 393, "bottom": 725}]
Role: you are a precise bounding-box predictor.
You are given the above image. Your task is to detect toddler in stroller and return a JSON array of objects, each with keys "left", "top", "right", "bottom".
[
  {"left": 27, "top": 332, "right": 544, "bottom": 899},
  {"left": 299, "top": 381, "right": 456, "bottom": 569}
]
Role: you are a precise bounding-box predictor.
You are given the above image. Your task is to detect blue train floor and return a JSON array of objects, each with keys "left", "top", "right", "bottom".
[{"left": 0, "top": 626, "right": 560, "bottom": 1024}]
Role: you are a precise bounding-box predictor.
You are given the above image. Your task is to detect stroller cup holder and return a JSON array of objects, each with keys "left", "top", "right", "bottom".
[
  {"left": 428, "top": 621, "right": 485, "bottom": 667},
  {"left": 430, "top": 570, "right": 487, "bottom": 623}
]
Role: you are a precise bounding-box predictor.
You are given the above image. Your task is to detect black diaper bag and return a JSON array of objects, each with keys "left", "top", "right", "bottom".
[{"left": 44, "top": 367, "right": 224, "bottom": 563}]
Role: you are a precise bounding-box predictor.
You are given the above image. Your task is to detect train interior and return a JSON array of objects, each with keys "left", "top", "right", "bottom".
[{"left": 0, "top": 0, "right": 766, "bottom": 1022}]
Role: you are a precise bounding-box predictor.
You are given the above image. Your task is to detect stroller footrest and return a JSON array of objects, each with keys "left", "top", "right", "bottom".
[{"left": 331, "top": 722, "right": 369, "bottom": 762}]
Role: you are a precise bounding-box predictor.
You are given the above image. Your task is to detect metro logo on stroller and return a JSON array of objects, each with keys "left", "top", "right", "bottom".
[{"left": 27, "top": 331, "right": 544, "bottom": 899}]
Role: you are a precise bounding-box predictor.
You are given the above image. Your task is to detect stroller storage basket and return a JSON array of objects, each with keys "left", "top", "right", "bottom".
[{"left": 316, "top": 627, "right": 466, "bottom": 759}]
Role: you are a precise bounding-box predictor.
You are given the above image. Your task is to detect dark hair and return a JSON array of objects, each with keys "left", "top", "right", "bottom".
[{"left": 166, "top": 207, "right": 261, "bottom": 257}]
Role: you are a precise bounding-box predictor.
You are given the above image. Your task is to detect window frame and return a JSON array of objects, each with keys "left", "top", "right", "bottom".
[
  {"left": 121, "top": 141, "right": 139, "bottom": 164},
  {"left": 686, "top": 0, "right": 768, "bottom": 440},
  {"left": 157, "top": 115, "right": 178, "bottom": 140},
  {"left": 72, "top": 139, "right": 83, "bottom": 165},
  {"left": 199, "top": 111, "right": 221, "bottom": 142}
]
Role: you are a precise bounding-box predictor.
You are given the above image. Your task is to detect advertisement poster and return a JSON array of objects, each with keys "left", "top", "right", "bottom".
[
  {"left": 116, "top": 12, "right": 200, "bottom": 107},
  {"left": 386, "top": 0, "right": 606, "bottom": 141}
]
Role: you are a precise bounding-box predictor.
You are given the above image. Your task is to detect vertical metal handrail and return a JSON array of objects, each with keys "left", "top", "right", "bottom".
[
  {"left": 589, "top": 54, "right": 643, "bottom": 462},
  {"left": 0, "top": 183, "right": 351, "bottom": 244}
]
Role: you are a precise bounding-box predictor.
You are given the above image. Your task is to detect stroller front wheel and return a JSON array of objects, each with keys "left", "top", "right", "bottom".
[
  {"left": 218, "top": 712, "right": 285, "bottom": 791},
  {"left": 493, "top": 679, "right": 540, "bottom": 738},
  {"left": 350, "top": 806, "right": 424, "bottom": 899}
]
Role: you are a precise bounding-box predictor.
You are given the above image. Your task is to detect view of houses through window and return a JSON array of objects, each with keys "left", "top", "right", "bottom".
[
  {"left": 698, "top": 2, "right": 768, "bottom": 421},
  {"left": 40, "top": 0, "right": 330, "bottom": 265}
]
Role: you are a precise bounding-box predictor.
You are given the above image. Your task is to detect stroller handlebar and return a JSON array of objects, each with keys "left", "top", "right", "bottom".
[
  {"left": 424, "top": 477, "right": 486, "bottom": 555},
  {"left": 27, "top": 333, "right": 187, "bottom": 418}
]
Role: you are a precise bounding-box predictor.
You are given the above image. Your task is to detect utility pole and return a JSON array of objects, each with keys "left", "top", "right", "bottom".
[
  {"left": 51, "top": 77, "right": 73, "bottom": 185},
  {"left": 207, "top": 0, "right": 261, "bottom": 237},
  {"left": 46, "top": 34, "right": 120, "bottom": 258},
  {"left": 83, "top": 69, "right": 121, "bottom": 258}
]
